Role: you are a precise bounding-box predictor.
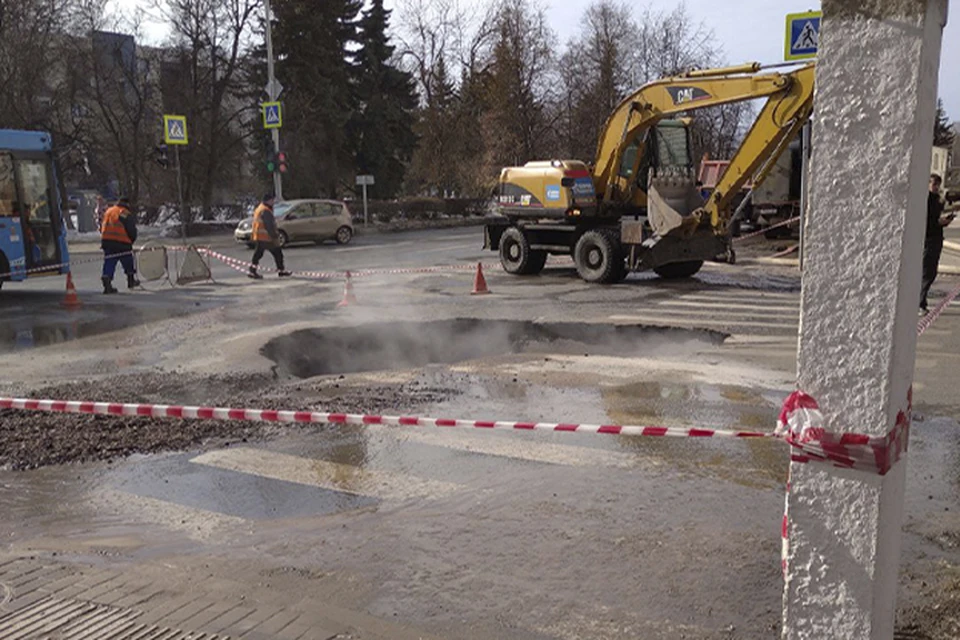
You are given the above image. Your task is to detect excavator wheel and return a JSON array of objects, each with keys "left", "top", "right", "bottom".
[
  {"left": 574, "top": 229, "right": 626, "bottom": 284},
  {"left": 653, "top": 260, "right": 704, "bottom": 279},
  {"left": 499, "top": 227, "right": 547, "bottom": 275}
]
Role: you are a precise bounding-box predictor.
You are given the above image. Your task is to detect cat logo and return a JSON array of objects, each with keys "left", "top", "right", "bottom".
[{"left": 666, "top": 86, "right": 712, "bottom": 106}]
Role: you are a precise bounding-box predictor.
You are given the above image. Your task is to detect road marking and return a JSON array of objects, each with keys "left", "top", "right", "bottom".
[
  {"left": 369, "top": 426, "right": 658, "bottom": 470},
  {"left": 412, "top": 242, "right": 480, "bottom": 255},
  {"left": 333, "top": 240, "right": 415, "bottom": 253},
  {"left": 91, "top": 489, "right": 245, "bottom": 541},
  {"left": 608, "top": 314, "right": 798, "bottom": 330},
  {"left": 191, "top": 448, "right": 460, "bottom": 500},
  {"left": 656, "top": 301, "right": 800, "bottom": 316}
]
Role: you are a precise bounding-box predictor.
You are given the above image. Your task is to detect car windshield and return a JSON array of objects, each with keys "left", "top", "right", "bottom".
[{"left": 273, "top": 203, "right": 294, "bottom": 218}]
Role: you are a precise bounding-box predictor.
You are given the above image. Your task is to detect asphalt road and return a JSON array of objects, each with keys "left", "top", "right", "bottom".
[{"left": 1, "top": 226, "right": 959, "bottom": 639}]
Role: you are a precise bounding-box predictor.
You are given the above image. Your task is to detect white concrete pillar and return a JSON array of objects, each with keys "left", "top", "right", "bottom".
[{"left": 784, "top": 1, "right": 948, "bottom": 639}]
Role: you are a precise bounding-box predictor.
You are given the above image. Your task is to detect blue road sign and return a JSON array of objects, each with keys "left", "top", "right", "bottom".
[
  {"left": 163, "top": 114, "right": 188, "bottom": 145},
  {"left": 785, "top": 11, "right": 821, "bottom": 61},
  {"left": 263, "top": 102, "right": 282, "bottom": 129}
]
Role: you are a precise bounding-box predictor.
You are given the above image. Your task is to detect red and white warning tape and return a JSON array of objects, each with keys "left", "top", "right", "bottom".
[
  {"left": 734, "top": 216, "right": 801, "bottom": 243},
  {"left": 917, "top": 277, "right": 960, "bottom": 337},
  {"left": 0, "top": 250, "right": 135, "bottom": 281},
  {"left": 0, "top": 391, "right": 910, "bottom": 478},
  {"left": 778, "top": 389, "right": 912, "bottom": 578},
  {"left": 199, "top": 247, "right": 495, "bottom": 281},
  {"left": 0, "top": 397, "right": 769, "bottom": 439}
]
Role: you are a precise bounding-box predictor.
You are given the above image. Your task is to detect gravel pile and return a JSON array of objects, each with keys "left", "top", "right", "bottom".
[{"left": 1, "top": 372, "right": 457, "bottom": 471}]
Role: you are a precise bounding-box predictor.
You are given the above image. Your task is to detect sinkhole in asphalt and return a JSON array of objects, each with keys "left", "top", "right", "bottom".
[{"left": 261, "top": 319, "right": 727, "bottom": 379}]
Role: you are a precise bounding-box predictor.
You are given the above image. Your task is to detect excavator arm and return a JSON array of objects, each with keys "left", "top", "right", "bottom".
[
  {"left": 702, "top": 64, "right": 815, "bottom": 229},
  {"left": 593, "top": 62, "right": 816, "bottom": 228}
]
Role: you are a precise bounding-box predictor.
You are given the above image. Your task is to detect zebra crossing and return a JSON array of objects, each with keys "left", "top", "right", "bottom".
[{"left": 611, "top": 286, "right": 802, "bottom": 334}]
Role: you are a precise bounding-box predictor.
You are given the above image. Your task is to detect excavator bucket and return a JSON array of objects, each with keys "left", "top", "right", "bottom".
[{"left": 647, "top": 175, "right": 704, "bottom": 238}]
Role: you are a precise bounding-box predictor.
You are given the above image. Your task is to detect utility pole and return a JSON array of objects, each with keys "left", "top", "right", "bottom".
[
  {"left": 176, "top": 146, "right": 185, "bottom": 243},
  {"left": 782, "top": 1, "right": 947, "bottom": 637},
  {"left": 264, "top": 0, "right": 283, "bottom": 201}
]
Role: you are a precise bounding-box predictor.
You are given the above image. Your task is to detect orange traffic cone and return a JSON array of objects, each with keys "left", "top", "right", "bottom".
[
  {"left": 471, "top": 262, "right": 490, "bottom": 295},
  {"left": 336, "top": 271, "right": 358, "bottom": 307},
  {"left": 61, "top": 273, "right": 83, "bottom": 310}
]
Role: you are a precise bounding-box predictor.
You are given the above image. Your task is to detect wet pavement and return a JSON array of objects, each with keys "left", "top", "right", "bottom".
[{"left": 1, "top": 227, "right": 959, "bottom": 638}]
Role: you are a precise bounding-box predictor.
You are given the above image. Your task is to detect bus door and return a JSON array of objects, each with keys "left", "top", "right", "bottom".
[
  {"left": 8, "top": 153, "right": 63, "bottom": 269},
  {"left": 0, "top": 152, "right": 26, "bottom": 276}
]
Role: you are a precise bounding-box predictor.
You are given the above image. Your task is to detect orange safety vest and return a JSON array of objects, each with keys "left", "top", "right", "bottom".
[
  {"left": 100, "top": 205, "right": 133, "bottom": 244},
  {"left": 251, "top": 203, "right": 274, "bottom": 243}
]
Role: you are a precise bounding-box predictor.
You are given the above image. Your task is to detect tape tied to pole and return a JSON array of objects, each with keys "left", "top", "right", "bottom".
[{"left": 775, "top": 390, "right": 911, "bottom": 476}]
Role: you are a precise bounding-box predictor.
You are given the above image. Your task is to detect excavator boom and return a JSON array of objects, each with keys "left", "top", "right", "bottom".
[{"left": 594, "top": 62, "right": 816, "bottom": 219}]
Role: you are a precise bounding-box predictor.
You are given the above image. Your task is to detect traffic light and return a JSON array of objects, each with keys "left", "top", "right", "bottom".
[
  {"left": 265, "top": 149, "right": 277, "bottom": 173},
  {"left": 154, "top": 143, "right": 169, "bottom": 168},
  {"left": 277, "top": 151, "right": 288, "bottom": 174}
]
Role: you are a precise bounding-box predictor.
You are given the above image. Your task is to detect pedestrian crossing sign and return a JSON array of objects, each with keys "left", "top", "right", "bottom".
[
  {"left": 163, "top": 115, "right": 188, "bottom": 145},
  {"left": 785, "top": 11, "right": 821, "bottom": 61},
  {"left": 263, "top": 102, "right": 282, "bottom": 129}
]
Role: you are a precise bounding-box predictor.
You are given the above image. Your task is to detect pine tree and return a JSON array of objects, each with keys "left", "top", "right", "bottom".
[
  {"left": 351, "top": 0, "right": 418, "bottom": 198},
  {"left": 934, "top": 99, "right": 955, "bottom": 148},
  {"left": 272, "top": 0, "right": 361, "bottom": 197}
]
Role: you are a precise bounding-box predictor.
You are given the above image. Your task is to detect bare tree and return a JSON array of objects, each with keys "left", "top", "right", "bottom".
[
  {"left": 481, "top": 0, "right": 557, "bottom": 170},
  {"left": 560, "top": 0, "right": 635, "bottom": 160},
  {"left": 156, "top": 0, "right": 261, "bottom": 218},
  {"left": 61, "top": 0, "right": 162, "bottom": 203},
  {"left": 0, "top": 0, "right": 74, "bottom": 130}
]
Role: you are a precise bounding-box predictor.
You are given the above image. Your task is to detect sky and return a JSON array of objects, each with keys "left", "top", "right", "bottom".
[{"left": 111, "top": 0, "right": 960, "bottom": 121}]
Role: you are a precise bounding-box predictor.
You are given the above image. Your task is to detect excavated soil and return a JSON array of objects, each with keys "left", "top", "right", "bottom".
[{"left": 0, "top": 372, "right": 459, "bottom": 471}]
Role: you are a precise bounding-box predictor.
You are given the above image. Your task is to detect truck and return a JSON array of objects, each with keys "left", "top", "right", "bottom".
[
  {"left": 0, "top": 129, "right": 71, "bottom": 289},
  {"left": 484, "top": 62, "right": 816, "bottom": 283}
]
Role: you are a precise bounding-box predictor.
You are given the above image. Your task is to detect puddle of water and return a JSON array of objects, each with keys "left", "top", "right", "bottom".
[
  {"left": 262, "top": 319, "right": 726, "bottom": 379},
  {"left": 108, "top": 451, "right": 379, "bottom": 520},
  {"left": 601, "top": 380, "right": 787, "bottom": 488}
]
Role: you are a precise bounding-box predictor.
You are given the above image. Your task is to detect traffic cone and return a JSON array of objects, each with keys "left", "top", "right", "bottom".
[
  {"left": 61, "top": 273, "right": 83, "bottom": 310},
  {"left": 471, "top": 262, "right": 490, "bottom": 295},
  {"left": 336, "top": 271, "right": 358, "bottom": 307}
]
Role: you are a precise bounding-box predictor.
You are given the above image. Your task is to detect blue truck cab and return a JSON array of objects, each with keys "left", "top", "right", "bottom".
[{"left": 0, "top": 129, "right": 70, "bottom": 287}]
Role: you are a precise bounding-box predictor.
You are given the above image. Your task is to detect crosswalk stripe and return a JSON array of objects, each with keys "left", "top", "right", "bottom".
[
  {"left": 609, "top": 314, "right": 798, "bottom": 330},
  {"left": 369, "top": 426, "right": 658, "bottom": 470},
  {"left": 191, "top": 448, "right": 460, "bottom": 500},
  {"left": 655, "top": 301, "right": 800, "bottom": 316},
  {"left": 91, "top": 489, "right": 245, "bottom": 540},
  {"left": 676, "top": 291, "right": 800, "bottom": 301}
]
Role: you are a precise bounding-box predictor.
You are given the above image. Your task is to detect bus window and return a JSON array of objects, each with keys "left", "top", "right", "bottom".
[
  {"left": 0, "top": 154, "right": 15, "bottom": 217},
  {"left": 17, "top": 159, "right": 58, "bottom": 264}
]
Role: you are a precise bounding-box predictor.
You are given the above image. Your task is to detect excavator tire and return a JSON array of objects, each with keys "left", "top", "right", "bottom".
[
  {"left": 499, "top": 227, "right": 547, "bottom": 275},
  {"left": 574, "top": 229, "right": 626, "bottom": 284},
  {"left": 653, "top": 260, "right": 704, "bottom": 279}
]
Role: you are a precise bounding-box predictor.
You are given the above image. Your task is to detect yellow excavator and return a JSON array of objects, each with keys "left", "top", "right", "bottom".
[{"left": 485, "top": 61, "right": 816, "bottom": 282}]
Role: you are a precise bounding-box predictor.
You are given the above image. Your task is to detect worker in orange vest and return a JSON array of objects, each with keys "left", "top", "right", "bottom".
[
  {"left": 248, "top": 192, "right": 291, "bottom": 279},
  {"left": 100, "top": 197, "right": 140, "bottom": 294}
]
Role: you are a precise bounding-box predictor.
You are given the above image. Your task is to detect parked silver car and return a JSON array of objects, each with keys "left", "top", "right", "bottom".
[{"left": 235, "top": 199, "right": 354, "bottom": 247}]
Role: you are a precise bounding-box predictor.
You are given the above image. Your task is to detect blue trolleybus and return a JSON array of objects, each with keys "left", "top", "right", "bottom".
[{"left": 0, "top": 129, "right": 70, "bottom": 289}]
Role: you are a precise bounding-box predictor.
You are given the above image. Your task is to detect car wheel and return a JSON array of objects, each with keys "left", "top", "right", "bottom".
[
  {"left": 278, "top": 230, "right": 289, "bottom": 247},
  {"left": 245, "top": 242, "right": 255, "bottom": 249},
  {"left": 336, "top": 226, "right": 353, "bottom": 245}
]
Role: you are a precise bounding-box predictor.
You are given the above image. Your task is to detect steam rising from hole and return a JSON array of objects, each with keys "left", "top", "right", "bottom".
[{"left": 261, "top": 319, "right": 726, "bottom": 379}]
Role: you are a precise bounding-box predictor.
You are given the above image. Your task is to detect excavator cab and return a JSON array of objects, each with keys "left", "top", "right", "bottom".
[{"left": 616, "top": 119, "right": 703, "bottom": 237}]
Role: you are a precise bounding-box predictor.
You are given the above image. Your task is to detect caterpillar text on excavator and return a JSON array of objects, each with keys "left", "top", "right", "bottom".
[{"left": 484, "top": 61, "right": 816, "bottom": 283}]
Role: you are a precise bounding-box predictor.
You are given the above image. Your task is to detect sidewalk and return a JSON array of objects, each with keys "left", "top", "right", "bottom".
[{"left": 0, "top": 553, "right": 438, "bottom": 640}]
